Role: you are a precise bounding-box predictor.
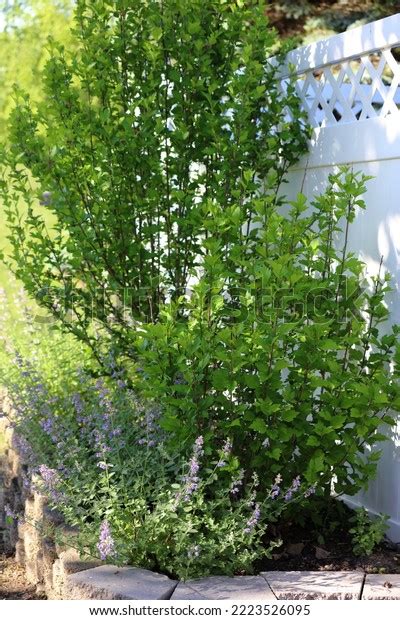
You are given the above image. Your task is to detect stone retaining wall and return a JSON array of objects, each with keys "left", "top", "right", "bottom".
[{"left": 0, "top": 417, "right": 102, "bottom": 599}]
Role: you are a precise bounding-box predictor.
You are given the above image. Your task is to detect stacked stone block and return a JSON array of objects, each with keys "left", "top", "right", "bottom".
[{"left": 0, "top": 418, "right": 101, "bottom": 599}]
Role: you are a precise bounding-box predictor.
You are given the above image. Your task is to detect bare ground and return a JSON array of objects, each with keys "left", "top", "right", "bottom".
[
  {"left": 0, "top": 442, "right": 45, "bottom": 600},
  {"left": 0, "top": 554, "right": 45, "bottom": 600}
]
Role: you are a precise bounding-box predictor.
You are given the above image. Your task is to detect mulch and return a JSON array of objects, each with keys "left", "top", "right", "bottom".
[
  {"left": 257, "top": 498, "right": 400, "bottom": 575},
  {"left": 260, "top": 541, "right": 400, "bottom": 574}
]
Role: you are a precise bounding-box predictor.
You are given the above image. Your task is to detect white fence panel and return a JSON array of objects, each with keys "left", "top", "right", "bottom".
[{"left": 281, "top": 14, "right": 400, "bottom": 542}]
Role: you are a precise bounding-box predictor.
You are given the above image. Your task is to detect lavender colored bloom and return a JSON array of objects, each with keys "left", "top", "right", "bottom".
[
  {"left": 270, "top": 473, "right": 282, "bottom": 499},
  {"left": 13, "top": 435, "right": 34, "bottom": 465},
  {"left": 230, "top": 469, "right": 244, "bottom": 496},
  {"left": 284, "top": 476, "right": 301, "bottom": 502},
  {"left": 217, "top": 438, "right": 232, "bottom": 467},
  {"left": 40, "top": 418, "right": 53, "bottom": 433},
  {"left": 71, "top": 393, "right": 84, "bottom": 415},
  {"left": 92, "top": 427, "right": 113, "bottom": 468},
  {"left": 271, "top": 486, "right": 280, "bottom": 499},
  {"left": 189, "top": 455, "right": 200, "bottom": 477},
  {"left": 39, "top": 415, "right": 59, "bottom": 444},
  {"left": 244, "top": 503, "right": 261, "bottom": 534},
  {"left": 95, "top": 379, "right": 113, "bottom": 413},
  {"left": 38, "top": 464, "right": 64, "bottom": 504},
  {"left": 39, "top": 464, "right": 58, "bottom": 486},
  {"left": 304, "top": 484, "right": 316, "bottom": 498},
  {"left": 97, "top": 520, "right": 115, "bottom": 560},
  {"left": 292, "top": 476, "right": 301, "bottom": 491},
  {"left": 137, "top": 406, "right": 163, "bottom": 448},
  {"left": 178, "top": 436, "right": 204, "bottom": 502}
]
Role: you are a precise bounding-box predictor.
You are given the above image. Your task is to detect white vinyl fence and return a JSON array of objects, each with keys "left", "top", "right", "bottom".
[{"left": 280, "top": 13, "right": 400, "bottom": 542}]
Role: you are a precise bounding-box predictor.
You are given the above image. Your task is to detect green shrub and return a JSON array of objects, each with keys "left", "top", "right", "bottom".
[
  {"left": 1, "top": 0, "right": 400, "bottom": 543},
  {"left": 349, "top": 507, "right": 388, "bottom": 556},
  {"left": 0, "top": 0, "right": 307, "bottom": 353}
]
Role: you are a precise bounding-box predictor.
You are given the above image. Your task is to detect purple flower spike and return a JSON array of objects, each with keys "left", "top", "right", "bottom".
[
  {"left": 230, "top": 469, "right": 244, "bottom": 496},
  {"left": 217, "top": 438, "right": 232, "bottom": 467},
  {"left": 284, "top": 476, "right": 301, "bottom": 501},
  {"left": 97, "top": 520, "right": 115, "bottom": 560},
  {"left": 178, "top": 436, "right": 205, "bottom": 503},
  {"left": 304, "top": 484, "right": 316, "bottom": 498},
  {"left": 194, "top": 436, "right": 204, "bottom": 452},
  {"left": 38, "top": 464, "right": 64, "bottom": 504},
  {"left": 244, "top": 503, "right": 261, "bottom": 534}
]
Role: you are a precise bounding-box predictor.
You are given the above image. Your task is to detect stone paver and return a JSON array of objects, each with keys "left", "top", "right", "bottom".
[
  {"left": 172, "top": 576, "right": 276, "bottom": 600},
  {"left": 362, "top": 574, "right": 400, "bottom": 600},
  {"left": 171, "top": 583, "right": 208, "bottom": 600},
  {"left": 66, "top": 565, "right": 177, "bottom": 600},
  {"left": 262, "top": 571, "right": 364, "bottom": 600}
]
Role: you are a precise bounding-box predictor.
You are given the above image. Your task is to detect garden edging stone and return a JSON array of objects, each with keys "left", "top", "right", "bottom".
[
  {"left": 362, "top": 574, "right": 400, "bottom": 600},
  {"left": 171, "top": 576, "right": 276, "bottom": 600},
  {"left": 66, "top": 566, "right": 178, "bottom": 600},
  {"left": 261, "top": 571, "right": 364, "bottom": 600}
]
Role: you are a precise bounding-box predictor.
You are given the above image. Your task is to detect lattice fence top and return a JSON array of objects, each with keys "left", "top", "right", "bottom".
[{"left": 279, "top": 14, "right": 400, "bottom": 128}]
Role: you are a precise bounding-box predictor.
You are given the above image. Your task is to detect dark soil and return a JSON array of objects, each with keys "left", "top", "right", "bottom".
[
  {"left": 258, "top": 499, "right": 400, "bottom": 574},
  {"left": 261, "top": 541, "right": 400, "bottom": 574}
]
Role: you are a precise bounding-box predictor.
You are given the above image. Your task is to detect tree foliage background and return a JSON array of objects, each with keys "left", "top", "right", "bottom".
[
  {"left": 266, "top": 0, "right": 400, "bottom": 45},
  {"left": 0, "top": 1, "right": 74, "bottom": 138}
]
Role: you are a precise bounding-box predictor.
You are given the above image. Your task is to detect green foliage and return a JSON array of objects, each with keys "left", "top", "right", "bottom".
[
  {"left": 0, "top": 1, "right": 74, "bottom": 138},
  {"left": 0, "top": 288, "right": 304, "bottom": 579},
  {"left": 1, "top": 0, "right": 399, "bottom": 505},
  {"left": 136, "top": 168, "right": 400, "bottom": 498},
  {"left": 0, "top": 0, "right": 307, "bottom": 340},
  {"left": 0, "top": 0, "right": 74, "bottom": 293},
  {"left": 349, "top": 507, "right": 388, "bottom": 556}
]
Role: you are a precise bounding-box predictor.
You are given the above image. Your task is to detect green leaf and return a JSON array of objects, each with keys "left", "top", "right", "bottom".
[{"left": 250, "top": 418, "right": 268, "bottom": 434}]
